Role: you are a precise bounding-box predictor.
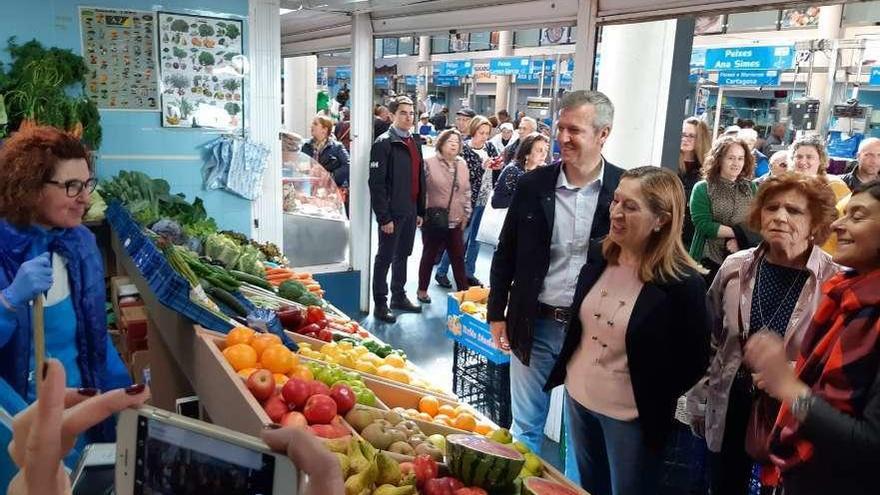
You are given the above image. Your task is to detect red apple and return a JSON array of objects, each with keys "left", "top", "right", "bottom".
[
  {"left": 281, "top": 378, "right": 311, "bottom": 408},
  {"left": 303, "top": 394, "right": 337, "bottom": 425},
  {"left": 281, "top": 411, "right": 308, "bottom": 428},
  {"left": 263, "top": 394, "right": 289, "bottom": 423},
  {"left": 310, "top": 423, "right": 351, "bottom": 439},
  {"left": 329, "top": 383, "right": 356, "bottom": 414},
  {"left": 309, "top": 380, "right": 331, "bottom": 397},
  {"left": 246, "top": 369, "right": 275, "bottom": 401}
]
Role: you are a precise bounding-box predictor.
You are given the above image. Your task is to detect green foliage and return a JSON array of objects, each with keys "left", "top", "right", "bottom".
[
  {"left": 224, "top": 102, "right": 240, "bottom": 116},
  {"left": 223, "top": 23, "right": 240, "bottom": 40},
  {"left": 197, "top": 24, "right": 215, "bottom": 37},
  {"left": 221, "top": 79, "right": 240, "bottom": 92},
  {"left": 5, "top": 38, "right": 86, "bottom": 88},
  {"left": 172, "top": 46, "right": 187, "bottom": 60},
  {"left": 198, "top": 51, "right": 215, "bottom": 67},
  {"left": 170, "top": 19, "right": 190, "bottom": 33}
]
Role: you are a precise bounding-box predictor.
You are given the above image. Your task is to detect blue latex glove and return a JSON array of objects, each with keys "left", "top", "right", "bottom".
[{"left": 2, "top": 253, "right": 53, "bottom": 307}]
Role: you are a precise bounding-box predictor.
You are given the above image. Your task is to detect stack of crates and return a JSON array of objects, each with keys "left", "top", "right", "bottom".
[{"left": 451, "top": 342, "right": 512, "bottom": 428}]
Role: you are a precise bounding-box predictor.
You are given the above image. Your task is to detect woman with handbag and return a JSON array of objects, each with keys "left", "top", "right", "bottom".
[
  {"left": 689, "top": 136, "right": 760, "bottom": 282},
  {"left": 491, "top": 133, "right": 550, "bottom": 209},
  {"left": 417, "top": 129, "right": 472, "bottom": 303},
  {"left": 685, "top": 173, "right": 840, "bottom": 495},
  {"left": 742, "top": 180, "right": 880, "bottom": 495}
]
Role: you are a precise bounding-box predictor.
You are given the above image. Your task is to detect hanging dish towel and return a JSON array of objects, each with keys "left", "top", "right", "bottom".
[{"left": 202, "top": 135, "right": 270, "bottom": 200}]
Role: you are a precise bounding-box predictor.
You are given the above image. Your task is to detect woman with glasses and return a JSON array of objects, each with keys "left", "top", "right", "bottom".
[
  {"left": 0, "top": 127, "right": 131, "bottom": 442},
  {"left": 679, "top": 117, "right": 712, "bottom": 248}
]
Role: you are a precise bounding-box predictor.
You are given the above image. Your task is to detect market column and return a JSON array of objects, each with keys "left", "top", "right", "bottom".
[
  {"left": 495, "top": 31, "right": 513, "bottom": 113},
  {"left": 350, "top": 13, "right": 375, "bottom": 312},
  {"left": 249, "top": 0, "right": 283, "bottom": 246},
  {"left": 811, "top": 5, "right": 843, "bottom": 134},
  {"left": 596, "top": 18, "right": 693, "bottom": 170},
  {"left": 418, "top": 35, "right": 431, "bottom": 110},
  {"left": 283, "top": 56, "right": 318, "bottom": 136}
]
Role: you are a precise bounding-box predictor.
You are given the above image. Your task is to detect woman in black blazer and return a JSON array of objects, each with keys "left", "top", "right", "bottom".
[{"left": 545, "top": 167, "right": 711, "bottom": 495}]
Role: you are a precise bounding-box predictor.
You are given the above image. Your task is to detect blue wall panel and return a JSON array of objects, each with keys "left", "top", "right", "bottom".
[{"left": 0, "top": 0, "right": 252, "bottom": 233}]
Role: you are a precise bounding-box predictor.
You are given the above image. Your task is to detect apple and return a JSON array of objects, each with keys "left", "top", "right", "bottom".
[
  {"left": 263, "top": 394, "right": 289, "bottom": 423},
  {"left": 281, "top": 411, "right": 308, "bottom": 428},
  {"left": 388, "top": 441, "right": 415, "bottom": 455},
  {"left": 303, "top": 395, "right": 337, "bottom": 425},
  {"left": 344, "top": 408, "right": 376, "bottom": 432},
  {"left": 246, "top": 369, "right": 275, "bottom": 401},
  {"left": 310, "top": 423, "right": 350, "bottom": 439},
  {"left": 309, "top": 380, "right": 331, "bottom": 397},
  {"left": 361, "top": 422, "right": 397, "bottom": 450},
  {"left": 329, "top": 383, "right": 356, "bottom": 414},
  {"left": 281, "top": 378, "right": 311, "bottom": 408},
  {"left": 399, "top": 462, "right": 414, "bottom": 477}
]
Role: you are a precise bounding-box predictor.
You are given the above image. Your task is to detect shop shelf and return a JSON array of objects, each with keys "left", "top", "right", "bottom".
[{"left": 452, "top": 342, "right": 512, "bottom": 429}]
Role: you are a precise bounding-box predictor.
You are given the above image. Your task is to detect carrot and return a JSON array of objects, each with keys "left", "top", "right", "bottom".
[
  {"left": 292, "top": 272, "right": 312, "bottom": 280},
  {"left": 265, "top": 268, "right": 290, "bottom": 276}
]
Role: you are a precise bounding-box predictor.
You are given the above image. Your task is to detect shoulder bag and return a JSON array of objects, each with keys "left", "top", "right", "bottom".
[
  {"left": 424, "top": 159, "right": 458, "bottom": 232},
  {"left": 739, "top": 294, "right": 781, "bottom": 462}
]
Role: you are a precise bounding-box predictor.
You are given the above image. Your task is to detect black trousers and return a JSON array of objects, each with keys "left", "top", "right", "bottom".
[
  {"left": 710, "top": 382, "right": 754, "bottom": 495},
  {"left": 372, "top": 213, "right": 417, "bottom": 307}
]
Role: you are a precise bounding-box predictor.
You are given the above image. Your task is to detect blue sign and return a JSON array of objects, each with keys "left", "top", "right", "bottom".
[
  {"left": 705, "top": 46, "right": 794, "bottom": 71},
  {"left": 516, "top": 73, "right": 572, "bottom": 85},
  {"left": 870, "top": 67, "right": 880, "bottom": 86},
  {"left": 490, "top": 57, "right": 531, "bottom": 75},
  {"left": 404, "top": 75, "right": 424, "bottom": 86},
  {"left": 529, "top": 59, "right": 556, "bottom": 74},
  {"left": 335, "top": 66, "right": 351, "bottom": 80},
  {"left": 374, "top": 75, "right": 391, "bottom": 88},
  {"left": 433, "top": 75, "right": 460, "bottom": 87},
  {"left": 436, "top": 61, "right": 472, "bottom": 77},
  {"left": 718, "top": 70, "right": 780, "bottom": 87}
]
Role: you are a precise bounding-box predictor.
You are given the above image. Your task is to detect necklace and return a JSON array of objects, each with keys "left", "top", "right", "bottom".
[
  {"left": 591, "top": 266, "right": 641, "bottom": 328},
  {"left": 752, "top": 257, "right": 805, "bottom": 337}
]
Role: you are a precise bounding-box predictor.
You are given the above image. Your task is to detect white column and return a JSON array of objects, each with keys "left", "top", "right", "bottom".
[
  {"left": 283, "top": 56, "right": 318, "bottom": 135},
  {"left": 811, "top": 5, "right": 843, "bottom": 134},
  {"left": 248, "top": 0, "right": 283, "bottom": 246},
  {"left": 495, "top": 31, "right": 513, "bottom": 113},
  {"left": 350, "top": 13, "right": 374, "bottom": 312},
  {"left": 597, "top": 20, "right": 678, "bottom": 169},
  {"left": 418, "top": 35, "right": 431, "bottom": 105},
  {"left": 573, "top": 0, "right": 598, "bottom": 90}
]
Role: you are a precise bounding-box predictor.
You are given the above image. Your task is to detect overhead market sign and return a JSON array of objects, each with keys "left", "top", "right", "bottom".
[
  {"left": 335, "top": 66, "right": 351, "bottom": 80},
  {"left": 870, "top": 67, "right": 880, "bottom": 86},
  {"left": 718, "top": 70, "right": 780, "bottom": 87},
  {"left": 404, "top": 75, "right": 425, "bottom": 86},
  {"left": 705, "top": 46, "right": 794, "bottom": 71},
  {"left": 436, "top": 61, "right": 472, "bottom": 77},
  {"left": 374, "top": 75, "right": 391, "bottom": 88},
  {"left": 490, "top": 57, "right": 531, "bottom": 75},
  {"left": 433, "top": 75, "right": 460, "bottom": 86}
]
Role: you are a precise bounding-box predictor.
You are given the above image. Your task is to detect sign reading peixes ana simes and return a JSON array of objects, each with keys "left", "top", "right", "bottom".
[{"left": 705, "top": 46, "right": 794, "bottom": 71}]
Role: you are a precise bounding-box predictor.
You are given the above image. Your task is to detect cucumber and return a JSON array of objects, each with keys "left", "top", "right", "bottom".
[
  {"left": 229, "top": 270, "right": 273, "bottom": 291},
  {"left": 206, "top": 286, "right": 247, "bottom": 317},
  {"left": 205, "top": 274, "right": 238, "bottom": 292}
]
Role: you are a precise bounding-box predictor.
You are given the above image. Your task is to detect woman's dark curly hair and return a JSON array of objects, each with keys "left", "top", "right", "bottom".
[{"left": 0, "top": 126, "right": 91, "bottom": 225}]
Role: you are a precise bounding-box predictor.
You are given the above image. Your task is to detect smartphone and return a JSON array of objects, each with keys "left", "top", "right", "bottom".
[
  {"left": 115, "top": 406, "right": 299, "bottom": 495},
  {"left": 71, "top": 443, "right": 116, "bottom": 495},
  {"left": 175, "top": 395, "right": 201, "bottom": 420}
]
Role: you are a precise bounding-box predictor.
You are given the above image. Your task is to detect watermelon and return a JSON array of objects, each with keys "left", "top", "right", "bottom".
[
  {"left": 446, "top": 434, "right": 525, "bottom": 491},
  {"left": 522, "top": 476, "right": 579, "bottom": 495}
]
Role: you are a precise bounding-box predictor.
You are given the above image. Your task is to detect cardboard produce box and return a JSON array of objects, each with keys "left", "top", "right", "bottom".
[{"left": 446, "top": 290, "right": 510, "bottom": 364}]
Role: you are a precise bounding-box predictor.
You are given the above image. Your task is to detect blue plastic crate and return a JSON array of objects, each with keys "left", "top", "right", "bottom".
[{"left": 107, "top": 203, "right": 234, "bottom": 333}]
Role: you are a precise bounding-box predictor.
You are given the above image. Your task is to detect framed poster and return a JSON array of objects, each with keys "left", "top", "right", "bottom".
[
  {"left": 157, "top": 12, "right": 245, "bottom": 131},
  {"left": 79, "top": 7, "right": 159, "bottom": 110},
  {"left": 695, "top": 15, "right": 725, "bottom": 35},
  {"left": 782, "top": 6, "right": 820, "bottom": 29}
]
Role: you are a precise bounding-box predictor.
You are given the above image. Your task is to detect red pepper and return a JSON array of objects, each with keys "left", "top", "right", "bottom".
[
  {"left": 306, "top": 306, "right": 326, "bottom": 325},
  {"left": 413, "top": 454, "right": 439, "bottom": 487},
  {"left": 298, "top": 323, "right": 320, "bottom": 336}
]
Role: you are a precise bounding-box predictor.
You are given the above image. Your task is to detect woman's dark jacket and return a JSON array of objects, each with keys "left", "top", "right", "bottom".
[{"left": 301, "top": 138, "right": 350, "bottom": 187}]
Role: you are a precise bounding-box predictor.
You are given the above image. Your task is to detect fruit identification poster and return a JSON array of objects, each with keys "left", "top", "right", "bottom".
[
  {"left": 157, "top": 12, "right": 245, "bottom": 132},
  {"left": 79, "top": 7, "right": 159, "bottom": 110}
]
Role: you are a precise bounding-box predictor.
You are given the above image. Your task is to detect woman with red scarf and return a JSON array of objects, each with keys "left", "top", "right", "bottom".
[{"left": 743, "top": 179, "right": 880, "bottom": 495}]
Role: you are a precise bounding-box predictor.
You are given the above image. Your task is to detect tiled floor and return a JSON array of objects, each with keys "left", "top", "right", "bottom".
[{"left": 357, "top": 226, "right": 564, "bottom": 470}]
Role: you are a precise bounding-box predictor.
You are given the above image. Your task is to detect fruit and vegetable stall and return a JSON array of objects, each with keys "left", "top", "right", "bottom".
[{"left": 102, "top": 171, "right": 586, "bottom": 495}]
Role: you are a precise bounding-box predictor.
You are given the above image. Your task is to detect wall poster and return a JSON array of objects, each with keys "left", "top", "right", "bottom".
[
  {"left": 79, "top": 7, "right": 159, "bottom": 110},
  {"left": 157, "top": 12, "right": 245, "bottom": 131}
]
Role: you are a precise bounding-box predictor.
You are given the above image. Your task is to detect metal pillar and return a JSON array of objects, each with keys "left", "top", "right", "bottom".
[
  {"left": 573, "top": 0, "right": 598, "bottom": 90},
  {"left": 283, "top": 56, "right": 318, "bottom": 134},
  {"left": 495, "top": 31, "right": 513, "bottom": 113},
  {"left": 350, "top": 13, "right": 374, "bottom": 313},
  {"left": 419, "top": 35, "right": 431, "bottom": 106},
  {"left": 660, "top": 16, "right": 695, "bottom": 171},
  {"left": 813, "top": 5, "right": 843, "bottom": 134}
]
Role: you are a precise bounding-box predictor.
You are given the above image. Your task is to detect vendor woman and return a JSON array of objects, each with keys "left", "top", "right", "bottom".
[{"left": 0, "top": 126, "right": 131, "bottom": 433}]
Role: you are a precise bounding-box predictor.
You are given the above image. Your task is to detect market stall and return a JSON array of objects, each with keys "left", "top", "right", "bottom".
[{"left": 103, "top": 179, "right": 586, "bottom": 495}]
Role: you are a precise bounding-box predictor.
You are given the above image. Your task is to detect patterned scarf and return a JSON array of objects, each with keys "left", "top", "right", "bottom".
[{"left": 766, "top": 269, "right": 880, "bottom": 479}]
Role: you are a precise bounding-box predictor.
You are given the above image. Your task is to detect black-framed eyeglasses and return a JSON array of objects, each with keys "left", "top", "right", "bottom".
[{"left": 45, "top": 178, "right": 98, "bottom": 197}]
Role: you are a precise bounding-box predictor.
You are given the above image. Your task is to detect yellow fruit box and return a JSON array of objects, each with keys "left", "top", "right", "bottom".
[{"left": 447, "top": 290, "right": 510, "bottom": 365}]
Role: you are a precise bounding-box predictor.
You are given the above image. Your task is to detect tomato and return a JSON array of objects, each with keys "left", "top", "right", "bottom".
[
  {"left": 413, "top": 454, "right": 439, "bottom": 486},
  {"left": 298, "top": 323, "right": 321, "bottom": 336},
  {"left": 329, "top": 383, "right": 356, "bottom": 414},
  {"left": 317, "top": 328, "right": 333, "bottom": 342},
  {"left": 306, "top": 306, "right": 326, "bottom": 324},
  {"left": 303, "top": 394, "right": 337, "bottom": 424},
  {"left": 454, "top": 488, "right": 488, "bottom": 495}
]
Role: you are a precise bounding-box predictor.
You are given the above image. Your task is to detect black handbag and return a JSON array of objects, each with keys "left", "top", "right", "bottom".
[{"left": 424, "top": 159, "right": 458, "bottom": 232}]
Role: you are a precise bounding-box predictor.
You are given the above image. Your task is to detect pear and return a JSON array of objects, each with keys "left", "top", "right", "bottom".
[
  {"left": 376, "top": 452, "right": 402, "bottom": 486},
  {"left": 373, "top": 484, "right": 416, "bottom": 495},
  {"left": 324, "top": 436, "right": 351, "bottom": 455},
  {"left": 347, "top": 437, "right": 371, "bottom": 474},
  {"left": 334, "top": 452, "right": 351, "bottom": 478},
  {"left": 344, "top": 458, "right": 378, "bottom": 495}
]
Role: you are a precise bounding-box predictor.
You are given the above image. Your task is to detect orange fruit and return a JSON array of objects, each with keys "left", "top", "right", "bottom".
[
  {"left": 419, "top": 395, "right": 440, "bottom": 417},
  {"left": 261, "top": 345, "right": 295, "bottom": 374},
  {"left": 417, "top": 412, "right": 434, "bottom": 422},
  {"left": 273, "top": 373, "right": 290, "bottom": 386},
  {"left": 288, "top": 365, "right": 314, "bottom": 381},
  {"left": 251, "top": 333, "right": 282, "bottom": 358},
  {"left": 474, "top": 422, "right": 493, "bottom": 435},
  {"left": 454, "top": 404, "right": 476, "bottom": 416},
  {"left": 237, "top": 367, "right": 258, "bottom": 380},
  {"left": 223, "top": 343, "right": 258, "bottom": 371},
  {"left": 453, "top": 413, "right": 477, "bottom": 432},
  {"left": 225, "top": 327, "right": 256, "bottom": 347},
  {"left": 438, "top": 404, "right": 456, "bottom": 418}
]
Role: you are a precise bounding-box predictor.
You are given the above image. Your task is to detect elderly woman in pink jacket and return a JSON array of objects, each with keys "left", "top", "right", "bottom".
[{"left": 686, "top": 172, "right": 841, "bottom": 495}]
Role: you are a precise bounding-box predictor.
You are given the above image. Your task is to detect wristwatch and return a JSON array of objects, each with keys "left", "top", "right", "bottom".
[{"left": 791, "top": 390, "right": 814, "bottom": 422}]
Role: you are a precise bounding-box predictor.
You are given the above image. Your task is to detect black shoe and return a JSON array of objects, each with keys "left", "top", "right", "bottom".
[
  {"left": 466, "top": 276, "right": 483, "bottom": 287},
  {"left": 373, "top": 306, "right": 397, "bottom": 323},
  {"left": 417, "top": 294, "right": 432, "bottom": 304},
  {"left": 435, "top": 274, "right": 452, "bottom": 289},
  {"left": 390, "top": 296, "right": 422, "bottom": 313}
]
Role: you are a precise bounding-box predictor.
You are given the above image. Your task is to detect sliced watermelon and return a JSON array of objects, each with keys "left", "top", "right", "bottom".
[
  {"left": 522, "top": 476, "right": 579, "bottom": 495},
  {"left": 446, "top": 434, "right": 525, "bottom": 491}
]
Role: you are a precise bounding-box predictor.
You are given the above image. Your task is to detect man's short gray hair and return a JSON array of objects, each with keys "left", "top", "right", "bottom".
[
  {"left": 858, "top": 137, "right": 880, "bottom": 154},
  {"left": 559, "top": 90, "right": 614, "bottom": 131}
]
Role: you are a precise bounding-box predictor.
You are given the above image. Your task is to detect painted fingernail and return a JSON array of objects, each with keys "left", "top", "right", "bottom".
[
  {"left": 77, "top": 388, "right": 99, "bottom": 397},
  {"left": 42, "top": 362, "right": 49, "bottom": 380},
  {"left": 264, "top": 423, "right": 282, "bottom": 430},
  {"left": 125, "top": 384, "right": 146, "bottom": 395}
]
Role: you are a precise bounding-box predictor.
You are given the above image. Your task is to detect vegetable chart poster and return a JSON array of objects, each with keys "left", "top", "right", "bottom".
[
  {"left": 157, "top": 12, "right": 244, "bottom": 131},
  {"left": 80, "top": 7, "right": 158, "bottom": 110}
]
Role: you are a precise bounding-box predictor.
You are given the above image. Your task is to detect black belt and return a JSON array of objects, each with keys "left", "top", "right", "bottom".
[{"left": 537, "top": 302, "right": 571, "bottom": 325}]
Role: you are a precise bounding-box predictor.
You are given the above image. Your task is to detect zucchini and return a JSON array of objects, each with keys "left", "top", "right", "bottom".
[
  {"left": 205, "top": 274, "right": 238, "bottom": 292},
  {"left": 206, "top": 286, "right": 247, "bottom": 317},
  {"left": 229, "top": 270, "right": 273, "bottom": 291}
]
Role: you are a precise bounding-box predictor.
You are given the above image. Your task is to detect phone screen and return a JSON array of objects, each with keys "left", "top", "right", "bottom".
[{"left": 133, "top": 415, "right": 276, "bottom": 495}]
